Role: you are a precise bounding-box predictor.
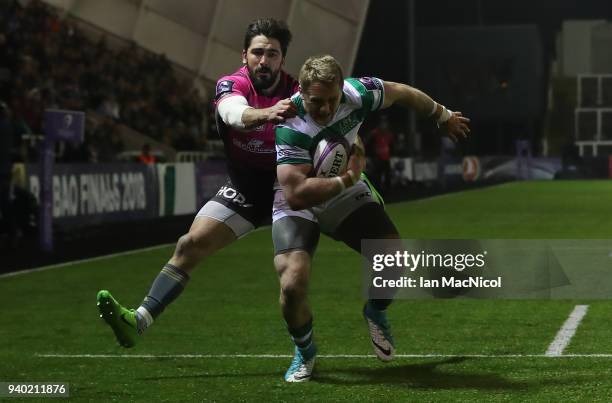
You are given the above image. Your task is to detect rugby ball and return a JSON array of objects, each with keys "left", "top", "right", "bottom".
[{"left": 312, "top": 137, "right": 350, "bottom": 177}]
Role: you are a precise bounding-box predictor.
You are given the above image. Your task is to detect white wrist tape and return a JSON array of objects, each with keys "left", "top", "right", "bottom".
[
  {"left": 437, "top": 105, "right": 453, "bottom": 124},
  {"left": 334, "top": 176, "right": 345, "bottom": 191},
  {"left": 429, "top": 101, "right": 438, "bottom": 117},
  {"left": 217, "top": 96, "right": 251, "bottom": 129}
]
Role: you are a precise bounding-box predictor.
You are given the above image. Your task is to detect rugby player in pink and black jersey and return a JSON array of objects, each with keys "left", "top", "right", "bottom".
[
  {"left": 96, "top": 19, "right": 298, "bottom": 348},
  {"left": 212, "top": 42, "right": 298, "bottom": 227}
]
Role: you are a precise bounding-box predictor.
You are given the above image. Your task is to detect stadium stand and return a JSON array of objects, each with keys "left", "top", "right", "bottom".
[{"left": 0, "top": 0, "right": 211, "bottom": 164}]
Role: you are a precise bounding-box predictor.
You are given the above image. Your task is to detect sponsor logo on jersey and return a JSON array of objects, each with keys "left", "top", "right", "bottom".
[
  {"left": 215, "top": 80, "right": 235, "bottom": 99},
  {"left": 358, "top": 77, "right": 383, "bottom": 91},
  {"left": 232, "top": 138, "right": 274, "bottom": 154},
  {"left": 335, "top": 113, "right": 361, "bottom": 135},
  {"left": 246, "top": 139, "right": 265, "bottom": 152},
  {"left": 277, "top": 147, "right": 308, "bottom": 161}
]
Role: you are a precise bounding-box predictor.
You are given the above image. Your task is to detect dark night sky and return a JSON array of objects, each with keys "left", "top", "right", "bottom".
[
  {"left": 353, "top": 0, "right": 612, "bottom": 155},
  {"left": 355, "top": 0, "right": 612, "bottom": 81}
]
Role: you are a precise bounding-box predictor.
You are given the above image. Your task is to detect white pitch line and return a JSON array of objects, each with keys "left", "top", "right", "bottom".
[
  {"left": 36, "top": 353, "right": 612, "bottom": 359},
  {"left": 0, "top": 243, "right": 178, "bottom": 279},
  {"left": 545, "top": 304, "right": 589, "bottom": 357}
]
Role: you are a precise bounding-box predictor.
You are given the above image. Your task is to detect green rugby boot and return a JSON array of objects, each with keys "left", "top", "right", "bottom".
[{"left": 96, "top": 290, "right": 138, "bottom": 348}]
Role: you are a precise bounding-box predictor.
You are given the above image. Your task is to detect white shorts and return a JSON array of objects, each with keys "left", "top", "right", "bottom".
[
  {"left": 272, "top": 179, "right": 377, "bottom": 236},
  {"left": 196, "top": 200, "right": 255, "bottom": 239}
]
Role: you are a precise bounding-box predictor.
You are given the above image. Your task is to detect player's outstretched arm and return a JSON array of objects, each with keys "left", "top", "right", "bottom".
[
  {"left": 381, "top": 81, "right": 471, "bottom": 141},
  {"left": 242, "top": 98, "right": 297, "bottom": 129},
  {"left": 218, "top": 96, "right": 297, "bottom": 130}
]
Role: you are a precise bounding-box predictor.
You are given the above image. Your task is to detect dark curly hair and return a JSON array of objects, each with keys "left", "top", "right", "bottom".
[{"left": 243, "top": 18, "right": 292, "bottom": 56}]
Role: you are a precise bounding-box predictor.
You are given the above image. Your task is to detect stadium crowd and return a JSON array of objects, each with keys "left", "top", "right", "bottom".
[{"left": 0, "top": 0, "right": 209, "bottom": 164}]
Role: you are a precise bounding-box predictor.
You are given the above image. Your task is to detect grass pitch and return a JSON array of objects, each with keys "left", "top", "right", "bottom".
[{"left": 2, "top": 180, "right": 612, "bottom": 401}]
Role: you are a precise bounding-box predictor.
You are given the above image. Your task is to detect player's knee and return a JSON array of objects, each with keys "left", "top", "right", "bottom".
[
  {"left": 174, "top": 232, "right": 212, "bottom": 260},
  {"left": 280, "top": 280, "right": 307, "bottom": 304},
  {"left": 279, "top": 263, "right": 309, "bottom": 302},
  {"left": 175, "top": 233, "right": 192, "bottom": 255},
  {"left": 274, "top": 250, "right": 309, "bottom": 275},
  {"left": 274, "top": 254, "right": 290, "bottom": 277}
]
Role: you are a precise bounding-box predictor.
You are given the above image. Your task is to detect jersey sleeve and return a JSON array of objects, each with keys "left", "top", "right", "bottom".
[
  {"left": 275, "top": 125, "right": 313, "bottom": 165},
  {"left": 345, "top": 77, "right": 385, "bottom": 112},
  {"left": 214, "top": 74, "right": 250, "bottom": 104}
]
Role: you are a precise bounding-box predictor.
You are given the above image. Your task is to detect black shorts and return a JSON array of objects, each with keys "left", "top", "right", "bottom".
[{"left": 196, "top": 170, "right": 275, "bottom": 237}]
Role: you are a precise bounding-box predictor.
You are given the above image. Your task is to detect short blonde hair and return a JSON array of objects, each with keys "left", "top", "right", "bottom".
[{"left": 299, "top": 55, "right": 344, "bottom": 91}]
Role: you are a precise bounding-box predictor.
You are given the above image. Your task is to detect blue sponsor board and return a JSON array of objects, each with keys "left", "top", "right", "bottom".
[{"left": 27, "top": 164, "right": 159, "bottom": 229}]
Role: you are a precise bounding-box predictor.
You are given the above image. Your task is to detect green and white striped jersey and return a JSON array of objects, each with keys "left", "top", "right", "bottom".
[{"left": 275, "top": 77, "right": 385, "bottom": 165}]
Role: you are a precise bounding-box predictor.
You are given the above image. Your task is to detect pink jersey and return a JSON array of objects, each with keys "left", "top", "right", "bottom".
[{"left": 214, "top": 65, "right": 298, "bottom": 171}]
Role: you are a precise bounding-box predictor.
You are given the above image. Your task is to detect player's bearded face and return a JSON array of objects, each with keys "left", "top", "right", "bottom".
[
  {"left": 249, "top": 65, "right": 280, "bottom": 90},
  {"left": 302, "top": 81, "right": 342, "bottom": 125},
  {"left": 244, "top": 35, "right": 283, "bottom": 91}
]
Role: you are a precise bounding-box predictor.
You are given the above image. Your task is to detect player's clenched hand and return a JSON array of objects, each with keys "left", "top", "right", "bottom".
[
  {"left": 267, "top": 99, "right": 297, "bottom": 123},
  {"left": 441, "top": 111, "right": 471, "bottom": 142}
]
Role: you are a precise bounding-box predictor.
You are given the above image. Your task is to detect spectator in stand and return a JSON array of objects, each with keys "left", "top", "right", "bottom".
[
  {"left": 97, "top": 92, "right": 120, "bottom": 121},
  {"left": 21, "top": 87, "right": 43, "bottom": 133},
  {"left": 60, "top": 132, "right": 91, "bottom": 163},
  {"left": 138, "top": 143, "right": 155, "bottom": 164},
  {"left": 366, "top": 114, "right": 395, "bottom": 193},
  {"left": 187, "top": 115, "right": 205, "bottom": 148},
  {"left": 90, "top": 119, "right": 124, "bottom": 162},
  {"left": 108, "top": 123, "right": 124, "bottom": 158}
]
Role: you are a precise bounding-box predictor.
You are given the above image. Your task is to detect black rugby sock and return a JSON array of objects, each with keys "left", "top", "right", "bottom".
[
  {"left": 289, "top": 318, "right": 314, "bottom": 352},
  {"left": 136, "top": 264, "right": 190, "bottom": 332}
]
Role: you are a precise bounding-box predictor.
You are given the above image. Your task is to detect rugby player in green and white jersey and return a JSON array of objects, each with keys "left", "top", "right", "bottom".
[{"left": 272, "top": 55, "right": 470, "bottom": 382}]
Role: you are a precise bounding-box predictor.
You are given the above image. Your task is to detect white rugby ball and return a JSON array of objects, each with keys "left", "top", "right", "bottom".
[{"left": 312, "top": 137, "right": 350, "bottom": 177}]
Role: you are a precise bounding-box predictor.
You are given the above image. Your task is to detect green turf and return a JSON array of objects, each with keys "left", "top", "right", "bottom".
[
  {"left": 2, "top": 180, "right": 612, "bottom": 401},
  {"left": 389, "top": 180, "right": 612, "bottom": 238}
]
